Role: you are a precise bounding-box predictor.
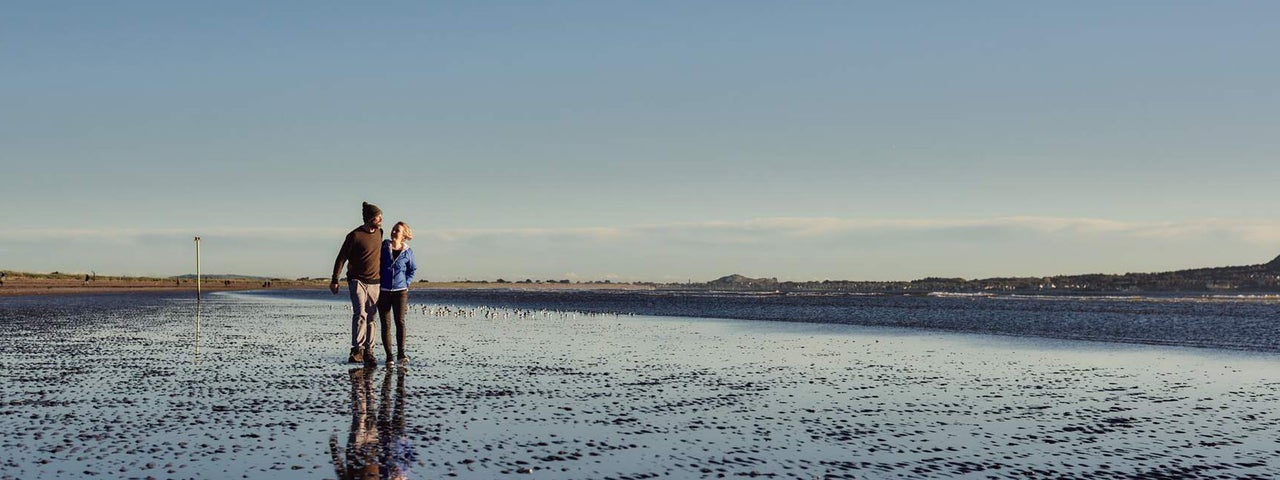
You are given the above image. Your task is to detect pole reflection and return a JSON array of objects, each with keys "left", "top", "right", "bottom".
[
  {"left": 331, "top": 366, "right": 415, "bottom": 480},
  {"left": 194, "top": 300, "right": 201, "bottom": 355}
]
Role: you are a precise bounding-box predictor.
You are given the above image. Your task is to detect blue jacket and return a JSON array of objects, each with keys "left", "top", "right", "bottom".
[{"left": 379, "top": 240, "right": 417, "bottom": 291}]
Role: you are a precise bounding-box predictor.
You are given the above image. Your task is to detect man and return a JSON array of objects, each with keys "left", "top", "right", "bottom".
[{"left": 332, "top": 201, "right": 384, "bottom": 366}]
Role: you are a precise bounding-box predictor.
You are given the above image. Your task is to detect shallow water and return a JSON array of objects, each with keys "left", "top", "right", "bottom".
[
  {"left": 1, "top": 291, "right": 1279, "bottom": 479},
  {"left": 258, "top": 289, "right": 1280, "bottom": 352}
]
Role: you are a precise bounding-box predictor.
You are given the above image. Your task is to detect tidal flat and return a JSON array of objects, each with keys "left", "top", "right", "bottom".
[{"left": 1, "top": 291, "right": 1278, "bottom": 479}]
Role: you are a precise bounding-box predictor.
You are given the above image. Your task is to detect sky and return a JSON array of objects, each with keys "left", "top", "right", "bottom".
[{"left": 2, "top": 1, "right": 1279, "bottom": 282}]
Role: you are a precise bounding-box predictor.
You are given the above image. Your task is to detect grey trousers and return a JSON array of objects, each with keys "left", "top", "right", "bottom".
[{"left": 348, "top": 280, "right": 380, "bottom": 352}]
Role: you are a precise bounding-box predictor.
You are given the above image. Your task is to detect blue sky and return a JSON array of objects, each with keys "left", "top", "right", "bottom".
[{"left": 3, "top": 2, "right": 1278, "bottom": 281}]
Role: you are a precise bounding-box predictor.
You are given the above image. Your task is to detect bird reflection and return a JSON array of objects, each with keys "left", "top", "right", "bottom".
[{"left": 331, "top": 366, "right": 415, "bottom": 479}]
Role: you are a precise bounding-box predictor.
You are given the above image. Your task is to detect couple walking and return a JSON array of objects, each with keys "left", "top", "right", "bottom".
[{"left": 330, "top": 202, "right": 418, "bottom": 367}]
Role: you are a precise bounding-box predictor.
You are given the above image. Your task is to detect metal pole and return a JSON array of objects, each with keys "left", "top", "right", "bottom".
[{"left": 195, "top": 236, "right": 202, "bottom": 301}]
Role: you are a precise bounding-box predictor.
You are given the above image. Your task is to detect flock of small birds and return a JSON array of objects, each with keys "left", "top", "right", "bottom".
[
  {"left": 1, "top": 291, "right": 1279, "bottom": 479},
  {"left": 327, "top": 304, "right": 635, "bottom": 322},
  {"left": 443, "top": 306, "right": 633, "bottom": 322}
]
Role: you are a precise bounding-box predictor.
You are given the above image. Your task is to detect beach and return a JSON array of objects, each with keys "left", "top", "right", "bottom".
[{"left": 1, "top": 290, "right": 1278, "bottom": 479}]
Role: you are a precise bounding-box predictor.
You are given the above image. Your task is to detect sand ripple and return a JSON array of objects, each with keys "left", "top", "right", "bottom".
[{"left": 1, "top": 291, "right": 1278, "bottom": 478}]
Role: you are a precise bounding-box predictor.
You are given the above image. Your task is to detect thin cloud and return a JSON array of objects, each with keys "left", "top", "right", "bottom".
[
  {"left": 4, "top": 217, "right": 1280, "bottom": 245},
  {"left": 423, "top": 226, "right": 628, "bottom": 242},
  {"left": 7, "top": 217, "right": 1278, "bottom": 280},
  {"left": 0, "top": 227, "right": 345, "bottom": 242}
]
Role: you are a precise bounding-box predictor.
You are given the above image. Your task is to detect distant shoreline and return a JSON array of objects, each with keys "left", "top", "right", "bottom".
[
  {"left": 0, "top": 277, "right": 650, "bottom": 297},
  {"left": 6, "top": 252, "right": 1280, "bottom": 297}
]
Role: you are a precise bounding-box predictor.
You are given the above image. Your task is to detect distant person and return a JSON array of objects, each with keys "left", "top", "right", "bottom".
[
  {"left": 378, "top": 222, "right": 418, "bottom": 365},
  {"left": 332, "top": 202, "right": 384, "bottom": 366}
]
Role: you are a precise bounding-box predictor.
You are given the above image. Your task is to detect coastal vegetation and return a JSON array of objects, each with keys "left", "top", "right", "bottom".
[{"left": 679, "top": 255, "right": 1280, "bottom": 294}]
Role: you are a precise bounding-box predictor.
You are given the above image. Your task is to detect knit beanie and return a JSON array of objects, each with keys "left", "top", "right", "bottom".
[{"left": 362, "top": 202, "right": 382, "bottom": 223}]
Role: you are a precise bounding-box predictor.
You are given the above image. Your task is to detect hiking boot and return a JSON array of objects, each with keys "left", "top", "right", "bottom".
[
  {"left": 347, "top": 349, "right": 363, "bottom": 364},
  {"left": 362, "top": 352, "right": 378, "bottom": 367}
]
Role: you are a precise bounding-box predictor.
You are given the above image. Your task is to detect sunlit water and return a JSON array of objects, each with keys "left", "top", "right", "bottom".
[{"left": 1, "top": 291, "right": 1278, "bottom": 479}]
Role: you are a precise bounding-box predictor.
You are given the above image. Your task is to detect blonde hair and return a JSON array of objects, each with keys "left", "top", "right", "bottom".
[{"left": 393, "top": 222, "right": 414, "bottom": 241}]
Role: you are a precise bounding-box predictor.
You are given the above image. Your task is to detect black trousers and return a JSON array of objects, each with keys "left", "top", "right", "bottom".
[{"left": 376, "top": 289, "right": 408, "bottom": 358}]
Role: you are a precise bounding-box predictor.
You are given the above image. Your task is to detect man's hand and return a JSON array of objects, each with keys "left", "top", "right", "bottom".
[{"left": 330, "top": 281, "right": 341, "bottom": 295}]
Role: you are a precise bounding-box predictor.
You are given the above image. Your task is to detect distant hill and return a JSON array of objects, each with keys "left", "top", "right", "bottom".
[
  {"left": 707, "top": 274, "right": 779, "bottom": 290},
  {"left": 1013, "top": 254, "right": 1280, "bottom": 292},
  {"left": 688, "top": 255, "right": 1280, "bottom": 294}
]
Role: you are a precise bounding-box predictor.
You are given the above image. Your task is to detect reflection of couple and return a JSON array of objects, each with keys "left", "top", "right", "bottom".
[
  {"left": 330, "top": 366, "right": 415, "bottom": 480},
  {"left": 331, "top": 202, "right": 418, "bottom": 366}
]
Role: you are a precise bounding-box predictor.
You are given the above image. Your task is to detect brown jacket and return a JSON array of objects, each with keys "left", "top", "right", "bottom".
[{"left": 332, "top": 226, "right": 383, "bottom": 283}]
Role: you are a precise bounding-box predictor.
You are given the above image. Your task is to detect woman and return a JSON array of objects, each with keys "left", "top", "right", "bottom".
[{"left": 378, "top": 221, "right": 417, "bottom": 365}]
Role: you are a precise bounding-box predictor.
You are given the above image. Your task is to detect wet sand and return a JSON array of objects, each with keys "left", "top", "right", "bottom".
[
  {"left": 0, "top": 278, "right": 293, "bottom": 297},
  {"left": 1, "top": 291, "right": 1278, "bottom": 479}
]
